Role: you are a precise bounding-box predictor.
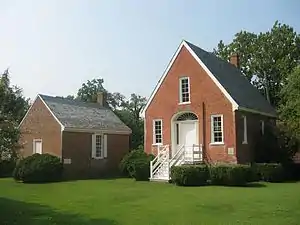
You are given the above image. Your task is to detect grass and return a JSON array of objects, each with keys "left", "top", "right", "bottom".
[{"left": 0, "top": 178, "right": 300, "bottom": 225}]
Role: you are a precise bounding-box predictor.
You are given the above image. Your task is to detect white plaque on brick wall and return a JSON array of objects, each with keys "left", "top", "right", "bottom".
[
  {"left": 63, "top": 158, "right": 72, "bottom": 164},
  {"left": 227, "top": 147, "right": 234, "bottom": 155}
]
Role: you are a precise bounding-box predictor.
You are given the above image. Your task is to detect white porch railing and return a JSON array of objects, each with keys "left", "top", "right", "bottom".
[
  {"left": 150, "top": 145, "right": 170, "bottom": 179},
  {"left": 150, "top": 144, "right": 203, "bottom": 181}
]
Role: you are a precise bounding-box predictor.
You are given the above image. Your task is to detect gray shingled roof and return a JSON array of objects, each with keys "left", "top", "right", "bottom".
[
  {"left": 185, "top": 41, "right": 277, "bottom": 117},
  {"left": 39, "top": 94, "right": 131, "bottom": 132}
]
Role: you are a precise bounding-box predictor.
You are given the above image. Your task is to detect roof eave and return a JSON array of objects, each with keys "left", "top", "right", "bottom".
[
  {"left": 63, "top": 127, "right": 132, "bottom": 135},
  {"left": 237, "top": 106, "right": 277, "bottom": 118}
]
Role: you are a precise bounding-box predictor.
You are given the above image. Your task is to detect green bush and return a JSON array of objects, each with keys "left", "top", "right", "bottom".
[
  {"left": 13, "top": 153, "right": 63, "bottom": 183},
  {"left": 252, "top": 163, "right": 285, "bottom": 182},
  {"left": 0, "top": 160, "right": 16, "bottom": 177},
  {"left": 283, "top": 163, "right": 300, "bottom": 181},
  {"left": 209, "top": 164, "right": 252, "bottom": 186},
  {"left": 119, "top": 149, "right": 154, "bottom": 181},
  {"left": 131, "top": 158, "right": 150, "bottom": 181},
  {"left": 171, "top": 165, "right": 209, "bottom": 186}
]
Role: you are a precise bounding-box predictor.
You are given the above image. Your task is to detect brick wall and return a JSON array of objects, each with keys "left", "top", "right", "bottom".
[
  {"left": 62, "top": 131, "right": 130, "bottom": 178},
  {"left": 235, "top": 110, "right": 275, "bottom": 163},
  {"left": 145, "top": 46, "right": 237, "bottom": 163},
  {"left": 19, "top": 97, "right": 62, "bottom": 158}
]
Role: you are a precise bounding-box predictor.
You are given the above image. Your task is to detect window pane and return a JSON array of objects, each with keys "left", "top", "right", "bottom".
[
  {"left": 95, "top": 135, "right": 102, "bottom": 157},
  {"left": 212, "top": 116, "right": 223, "bottom": 143},
  {"left": 180, "top": 78, "right": 190, "bottom": 102},
  {"left": 154, "top": 120, "right": 162, "bottom": 144}
]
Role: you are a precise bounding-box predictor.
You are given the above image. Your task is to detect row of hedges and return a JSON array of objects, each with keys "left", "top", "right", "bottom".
[
  {"left": 119, "top": 150, "right": 154, "bottom": 181},
  {"left": 13, "top": 153, "right": 63, "bottom": 183},
  {"left": 170, "top": 163, "right": 294, "bottom": 186},
  {"left": 0, "top": 160, "right": 16, "bottom": 177}
]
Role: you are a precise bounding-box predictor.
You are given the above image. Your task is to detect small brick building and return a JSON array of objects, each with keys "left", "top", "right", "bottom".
[
  {"left": 141, "top": 40, "right": 276, "bottom": 165},
  {"left": 19, "top": 93, "right": 131, "bottom": 179}
]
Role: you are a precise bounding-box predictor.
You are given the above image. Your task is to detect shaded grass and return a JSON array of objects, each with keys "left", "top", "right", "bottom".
[{"left": 0, "top": 178, "right": 300, "bottom": 225}]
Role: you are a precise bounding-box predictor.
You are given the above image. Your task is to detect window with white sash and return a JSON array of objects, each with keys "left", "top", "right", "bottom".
[
  {"left": 242, "top": 116, "right": 248, "bottom": 144},
  {"left": 153, "top": 119, "right": 162, "bottom": 144},
  {"left": 260, "top": 120, "right": 265, "bottom": 135},
  {"left": 92, "top": 134, "right": 107, "bottom": 159},
  {"left": 211, "top": 115, "right": 224, "bottom": 144},
  {"left": 179, "top": 77, "right": 190, "bottom": 103}
]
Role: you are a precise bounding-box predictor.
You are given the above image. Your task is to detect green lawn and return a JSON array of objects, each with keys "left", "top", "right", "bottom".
[{"left": 0, "top": 178, "right": 300, "bottom": 225}]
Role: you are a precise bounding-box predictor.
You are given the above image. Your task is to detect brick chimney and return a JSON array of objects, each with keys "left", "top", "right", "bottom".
[
  {"left": 230, "top": 53, "right": 240, "bottom": 68},
  {"left": 96, "top": 92, "right": 106, "bottom": 106}
]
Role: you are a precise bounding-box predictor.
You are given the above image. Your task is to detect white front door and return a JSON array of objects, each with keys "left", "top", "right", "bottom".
[{"left": 178, "top": 122, "right": 197, "bottom": 160}]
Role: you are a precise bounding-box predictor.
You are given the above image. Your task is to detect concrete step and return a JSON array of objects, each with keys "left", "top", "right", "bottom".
[{"left": 149, "top": 177, "right": 170, "bottom": 182}]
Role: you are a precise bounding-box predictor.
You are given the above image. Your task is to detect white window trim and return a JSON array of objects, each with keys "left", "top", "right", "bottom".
[
  {"left": 179, "top": 77, "right": 191, "bottom": 104},
  {"left": 260, "top": 120, "right": 265, "bottom": 135},
  {"left": 152, "top": 119, "right": 163, "bottom": 145},
  {"left": 210, "top": 114, "right": 224, "bottom": 145},
  {"left": 33, "top": 139, "right": 43, "bottom": 154},
  {"left": 92, "top": 133, "right": 107, "bottom": 159},
  {"left": 242, "top": 116, "right": 248, "bottom": 144}
]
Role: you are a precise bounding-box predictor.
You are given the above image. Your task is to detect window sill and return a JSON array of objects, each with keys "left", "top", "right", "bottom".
[
  {"left": 152, "top": 143, "right": 163, "bottom": 146},
  {"left": 209, "top": 142, "right": 224, "bottom": 146},
  {"left": 92, "top": 157, "right": 104, "bottom": 160},
  {"left": 178, "top": 101, "right": 191, "bottom": 105}
]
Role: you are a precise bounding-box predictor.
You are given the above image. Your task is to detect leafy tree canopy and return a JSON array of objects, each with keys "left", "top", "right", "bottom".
[
  {"left": 0, "top": 69, "right": 29, "bottom": 158},
  {"left": 279, "top": 66, "right": 300, "bottom": 139},
  {"left": 214, "top": 21, "right": 300, "bottom": 108}
]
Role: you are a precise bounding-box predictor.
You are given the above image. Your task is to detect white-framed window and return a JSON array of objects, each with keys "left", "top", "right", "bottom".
[
  {"left": 242, "top": 116, "right": 248, "bottom": 144},
  {"left": 153, "top": 119, "right": 163, "bottom": 145},
  {"left": 92, "top": 134, "right": 107, "bottom": 159},
  {"left": 179, "top": 77, "right": 190, "bottom": 103},
  {"left": 211, "top": 115, "right": 224, "bottom": 144},
  {"left": 260, "top": 120, "right": 265, "bottom": 135},
  {"left": 33, "top": 139, "right": 42, "bottom": 154}
]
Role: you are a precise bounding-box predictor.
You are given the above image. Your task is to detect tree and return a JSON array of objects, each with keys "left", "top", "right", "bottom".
[
  {"left": 76, "top": 78, "right": 125, "bottom": 110},
  {"left": 75, "top": 78, "right": 147, "bottom": 149},
  {"left": 214, "top": 21, "right": 300, "bottom": 108},
  {"left": 279, "top": 66, "right": 300, "bottom": 139},
  {"left": 0, "top": 69, "right": 29, "bottom": 122},
  {"left": 0, "top": 69, "right": 29, "bottom": 159},
  {"left": 117, "top": 94, "right": 147, "bottom": 149},
  {"left": 121, "top": 94, "right": 147, "bottom": 122}
]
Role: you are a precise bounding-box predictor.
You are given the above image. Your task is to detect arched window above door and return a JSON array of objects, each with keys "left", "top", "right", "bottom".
[{"left": 176, "top": 112, "right": 198, "bottom": 121}]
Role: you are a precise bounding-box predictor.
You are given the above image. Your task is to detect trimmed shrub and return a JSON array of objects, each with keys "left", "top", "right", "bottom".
[
  {"left": 171, "top": 165, "right": 209, "bottom": 186},
  {"left": 131, "top": 158, "right": 150, "bottom": 181},
  {"left": 209, "top": 164, "right": 252, "bottom": 186},
  {"left": 0, "top": 160, "right": 16, "bottom": 177},
  {"left": 283, "top": 163, "right": 300, "bottom": 181},
  {"left": 13, "top": 153, "right": 63, "bottom": 183},
  {"left": 252, "top": 163, "right": 285, "bottom": 182},
  {"left": 119, "top": 149, "right": 154, "bottom": 181}
]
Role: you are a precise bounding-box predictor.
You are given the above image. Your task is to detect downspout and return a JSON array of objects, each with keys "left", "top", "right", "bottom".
[{"left": 202, "top": 102, "right": 206, "bottom": 162}]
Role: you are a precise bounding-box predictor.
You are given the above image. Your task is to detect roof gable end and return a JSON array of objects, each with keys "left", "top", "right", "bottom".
[
  {"left": 18, "top": 94, "right": 65, "bottom": 130},
  {"left": 141, "top": 40, "right": 276, "bottom": 118},
  {"left": 140, "top": 40, "right": 239, "bottom": 117}
]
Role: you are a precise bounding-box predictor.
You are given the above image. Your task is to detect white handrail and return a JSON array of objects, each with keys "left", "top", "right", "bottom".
[
  {"left": 169, "top": 145, "right": 185, "bottom": 168},
  {"left": 150, "top": 144, "right": 203, "bottom": 180},
  {"left": 150, "top": 145, "right": 169, "bottom": 179}
]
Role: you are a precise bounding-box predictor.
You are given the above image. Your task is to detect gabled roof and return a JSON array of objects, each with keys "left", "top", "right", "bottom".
[
  {"left": 141, "top": 40, "right": 276, "bottom": 118},
  {"left": 20, "top": 94, "right": 132, "bottom": 134}
]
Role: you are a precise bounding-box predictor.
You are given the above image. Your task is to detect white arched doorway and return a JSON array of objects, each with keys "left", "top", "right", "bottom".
[{"left": 171, "top": 112, "right": 199, "bottom": 157}]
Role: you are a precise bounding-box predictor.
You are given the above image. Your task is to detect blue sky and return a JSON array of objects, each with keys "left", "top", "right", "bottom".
[{"left": 0, "top": 0, "right": 299, "bottom": 101}]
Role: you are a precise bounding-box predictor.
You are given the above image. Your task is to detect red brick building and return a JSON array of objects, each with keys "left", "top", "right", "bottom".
[
  {"left": 141, "top": 40, "right": 276, "bottom": 180},
  {"left": 19, "top": 93, "right": 131, "bottom": 179}
]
